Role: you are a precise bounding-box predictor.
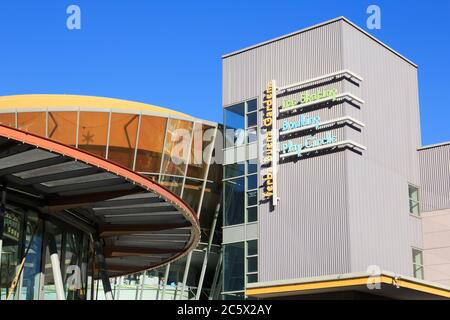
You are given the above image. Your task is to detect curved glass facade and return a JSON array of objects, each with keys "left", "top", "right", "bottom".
[{"left": 0, "top": 97, "right": 223, "bottom": 300}]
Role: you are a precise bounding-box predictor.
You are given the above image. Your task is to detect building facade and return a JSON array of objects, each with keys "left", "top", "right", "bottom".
[
  {"left": 222, "top": 17, "right": 449, "bottom": 299},
  {"left": 0, "top": 95, "right": 222, "bottom": 300}
]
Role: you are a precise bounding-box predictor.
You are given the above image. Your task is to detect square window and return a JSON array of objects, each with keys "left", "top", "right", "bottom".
[
  {"left": 247, "top": 112, "right": 257, "bottom": 127},
  {"left": 247, "top": 256, "right": 257, "bottom": 273},
  {"left": 247, "top": 99, "right": 257, "bottom": 113},
  {"left": 247, "top": 240, "right": 257, "bottom": 256},
  {"left": 247, "top": 174, "right": 258, "bottom": 190},
  {"left": 247, "top": 273, "right": 258, "bottom": 284},
  {"left": 247, "top": 207, "right": 258, "bottom": 223},
  {"left": 247, "top": 190, "right": 257, "bottom": 206}
]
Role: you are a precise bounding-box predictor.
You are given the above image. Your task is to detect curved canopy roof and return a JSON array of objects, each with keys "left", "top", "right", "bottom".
[
  {"left": 0, "top": 125, "right": 200, "bottom": 277},
  {"left": 0, "top": 94, "right": 194, "bottom": 120}
]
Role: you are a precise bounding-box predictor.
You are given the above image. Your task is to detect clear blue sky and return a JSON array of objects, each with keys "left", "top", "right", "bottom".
[{"left": 0, "top": 0, "right": 449, "bottom": 145}]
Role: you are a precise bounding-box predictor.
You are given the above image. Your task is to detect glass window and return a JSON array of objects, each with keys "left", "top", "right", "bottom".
[
  {"left": 247, "top": 207, "right": 258, "bottom": 223},
  {"left": 246, "top": 127, "right": 257, "bottom": 144},
  {"left": 223, "top": 242, "right": 244, "bottom": 292},
  {"left": 48, "top": 112, "right": 77, "bottom": 146},
  {"left": 20, "top": 212, "right": 43, "bottom": 300},
  {"left": 135, "top": 115, "right": 167, "bottom": 173},
  {"left": 247, "top": 190, "right": 258, "bottom": 206},
  {"left": 18, "top": 112, "right": 46, "bottom": 136},
  {"left": 187, "top": 124, "right": 215, "bottom": 179},
  {"left": 247, "top": 240, "right": 257, "bottom": 256},
  {"left": 224, "top": 162, "right": 245, "bottom": 179},
  {"left": 412, "top": 249, "right": 424, "bottom": 279},
  {"left": 247, "top": 274, "right": 258, "bottom": 284},
  {"left": 409, "top": 185, "right": 420, "bottom": 216},
  {"left": 247, "top": 257, "right": 257, "bottom": 273},
  {"left": 224, "top": 103, "right": 245, "bottom": 148},
  {"left": 0, "top": 113, "right": 16, "bottom": 128},
  {"left": 182, "top": 179, "right": 204, "bottom": 212},
  {"left": 0, "top": 209, "right": 24, "bottom": 299},
  {"left": 107, "top": 113, "right": 139, "bottom": 169},
  {"left": 247, "top": 160, "right": 257, "bottom": 175},
  {"left": 224, "top": 178, "right": 245, "bottom": 226},
  {"left": 161, "top": 119, "right": 193, "bottom": 176},
  {"left": 247, "top": 174, "right": 258, "bottom": 190},
  {"left": 247, "top": 99, "right": 257, "bottom": 113},
  {"left": 78, "top": 112, "right": 109, "bottom": 157},
  {"left": 159, "top": 175, "right": 184, "bottom": 196},
  {"left": 247, "top": 112, "right": 257, "bottom": 128}
]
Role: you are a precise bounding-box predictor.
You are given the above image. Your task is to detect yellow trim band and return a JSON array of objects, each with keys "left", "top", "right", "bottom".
[
  {"left": 246, "top": 275, "right": 450, "bottom": 298},
  {"left": 0, "top": 94, "right": 192, "bottom": 119}
]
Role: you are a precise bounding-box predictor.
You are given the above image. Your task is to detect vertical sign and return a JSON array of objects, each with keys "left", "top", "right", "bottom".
[{"left": 262, "top": 80, "right": 278, "bottom": 207}]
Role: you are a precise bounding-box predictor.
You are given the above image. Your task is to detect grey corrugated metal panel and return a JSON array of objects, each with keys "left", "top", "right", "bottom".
[
  {"left": 222, "top": 17, "right": 417, "bottom": 68},
  {"left": 419, "top": 144, "right": 450, "bottom": 212},
  {"left": 345, "top": 151, "right": 417, "bottom": 276},
  {"left": 223, "top": 20, "right": 344, "bottom": 107},
  {"left": 341, "top": 22, "right": 422, "bottom": 276},
  {"left": 259, "top": 152, "right": 351, "bottom": 281},
  {"left": 341, "top": 22, "right": 421, "bottom": 185}
]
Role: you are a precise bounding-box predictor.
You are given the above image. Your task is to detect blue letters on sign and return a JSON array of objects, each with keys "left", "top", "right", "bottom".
[
  {"left": 282, "top": 132, "right": 338, "bottom": 157},
  {"left": 282, "top": 114, "right": 321, "bottom": 132}
]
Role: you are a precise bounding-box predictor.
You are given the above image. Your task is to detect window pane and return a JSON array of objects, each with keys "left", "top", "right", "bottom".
[
  {"left": 182, "top": 179, "right": 203, "bottom": 212},
  {"left": 247, "top": 99, "right": 257, "bottom": 113},
  {"left": 18, "top": 112, "right": 46, "bottom": 136},
  {"left": 247, "top": 112, "right": 257, "bottom": 127},
  {"left": 412, "top": 249, "right": 423, "bottom": 265},
  {"left": 159, "top": 175, "right": 184, "bottom": 196},
  {"left": 247, "top": 240, "right": 257, "bottom": 256},
  {"left": 224, "top": 162, "right": 245, "bottom": 179},
  {"left": 247, "top": 190, "right": 258, "bottom": 206},
  {"left": 247, "top": 273, "right": 258, "bottom": 284},
  {"left": 48, "top": 112, "right": 77, "bottom": 146},
  {"left": 409, "top": 185, "right": 419, "bottom": 202},
  {"left": 247, "top": 174, "right": 257, "bottom": 190},
  {"left": 0, "top": 113, "right": 16, "bottom": 128},
  {"left": 409, "top": 200, "right": 420, "bottom": 215},
  {"left": 247, "top": 207, "right": 258, "bottom": 223},
  {"left": 247, "top": 256, "right": 257, "bottom": 273},
  {"left": 247, "top": 127, "right": 257, "bottom": 144},
  {"left": 224, "top": 103, "right": 245, "bottom": 148},
  {"left": 20, "top": 212, "right": 43, "bottom": 300},
  {"left": 223, "top": 242, "right": 244, "bottom": 292},
  {"left": 224, "top": 178, "right": 245, "bottom": 226},
  {"left": 187, "top": 124, "right": 214, "bottom": 179},
  {"left": 135, "top": 115, "right": 167, "bottom": 173},
  {"left": 247, "top": 160, "right": 257, "bottom": 174},
  {"left": 161, "top": 119, "right": 193, "bottom": 176},
  {"left": 78, "top": 112, "right": 108, "bottom": 157},
  {"left": 107, "top": 113, "right": 139, "bottom": 169}
]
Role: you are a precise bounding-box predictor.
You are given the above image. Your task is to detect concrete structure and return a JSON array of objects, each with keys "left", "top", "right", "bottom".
[{"left": 222, "top": 16, "right": 449, "bottom": 299}]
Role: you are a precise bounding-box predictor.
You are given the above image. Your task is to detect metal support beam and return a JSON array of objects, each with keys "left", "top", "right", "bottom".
[
  {"left": 161, "top": 263, "right": 170, "bottom": 300},
  {"left": 47, "top": 233, "right": 65, "bottom": 300},
  {"left": 179, "top": 251, "right": 192, "bottom": 300},
  {"left": 196, "top": 202, "right": 220, "bottom": 300},
  {"left": 209, "top": 250, "right": 222, "bottom": 300},
  {"left": 94, "top": 240, "right": 114, "bottom": 300},
  {"left": 139, "top": 272, "right": 146, "bottom": 300}
]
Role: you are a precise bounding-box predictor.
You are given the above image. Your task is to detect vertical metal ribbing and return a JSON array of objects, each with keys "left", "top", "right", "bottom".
[
  {"left": 0, "top": 186, "right": 6, "bottom": 293},
  {"left": 180, "top": 121, "right": 195, "bottom": 198},
  {"left": 75, "top": 109, "right": 80, "bottom": 148},
  {"left": 271, "top": 80, "right": 278, "bottom": 207}
]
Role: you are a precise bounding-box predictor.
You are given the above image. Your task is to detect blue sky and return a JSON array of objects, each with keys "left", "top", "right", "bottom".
[{"left": 0, "top": 0, "right": 449, "bottom": 145}]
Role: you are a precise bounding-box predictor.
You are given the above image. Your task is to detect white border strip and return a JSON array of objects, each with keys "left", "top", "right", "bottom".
[
  {"left": 277, "top": 69, "right": 363, "bottom": 91},
  {"left": 279, "top": 139, "right": 366, "bottom": 159},
  {"left": 279, "top": 92, "right": 365, "bottom": 114},
  {"left": 280, "top": 116, "right": 365, "bottom": 136}
]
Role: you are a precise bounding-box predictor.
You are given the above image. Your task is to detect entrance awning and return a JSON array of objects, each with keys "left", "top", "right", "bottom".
[{"left": 0, "top": 125, "right": 200, "bottom": 277}]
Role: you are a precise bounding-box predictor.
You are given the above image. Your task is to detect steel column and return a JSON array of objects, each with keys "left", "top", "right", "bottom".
[
  {"left": 179, "top": 251, "right": 192, "bottom": 300},
  {"left": 161, "top": 263, "right": 170, "bottom": 300},
  {"left": 47, "top": 233, "right": 65, "bottom": 300},
  {"left": 94, "top": 240, "right": 114, "bottom": 300}
]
